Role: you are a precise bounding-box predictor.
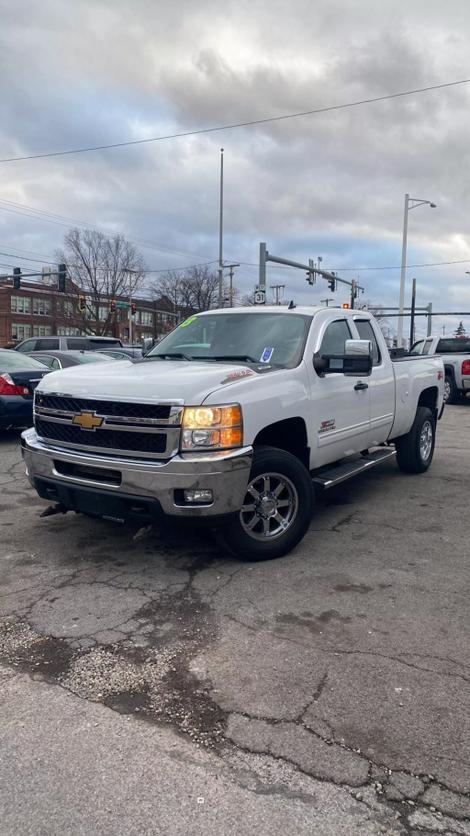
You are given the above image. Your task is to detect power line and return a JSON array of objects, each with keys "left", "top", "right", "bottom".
[
  {"left": 1, "top": 78, "right": 469, "bottom": 163},
  {"left": 0, "top": 249, "right": 217, "bottom": 274},
  {"left": 0, "top": 198, "right": 216, "bottom": 262},
  {"left": 239, "top": 258, "right": 470, "bottom": 271}
]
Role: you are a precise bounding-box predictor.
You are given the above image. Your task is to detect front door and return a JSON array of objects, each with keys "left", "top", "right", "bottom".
[
  {"left": 309, "top": 318, "right": 371, "bottom": 467},
  {"left": 353, "top": 318, "right": 395, "bottom": 446}
]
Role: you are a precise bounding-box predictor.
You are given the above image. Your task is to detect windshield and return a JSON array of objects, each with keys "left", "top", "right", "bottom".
[
  {"left": 0, "top": 350, "right": 48, "bottom": 371},
  {"left": 147, "top": 312, "right": 312, "bottom": 368}
]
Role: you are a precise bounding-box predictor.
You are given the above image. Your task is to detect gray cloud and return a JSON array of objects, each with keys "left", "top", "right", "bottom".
[{"left": 1, "top": 0, "right": 470, "bottom": 336}]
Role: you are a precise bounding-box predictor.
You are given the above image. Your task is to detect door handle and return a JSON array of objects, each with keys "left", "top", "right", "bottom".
[{"left": 354, "top": 381, "right": 368, "bottom": 391}]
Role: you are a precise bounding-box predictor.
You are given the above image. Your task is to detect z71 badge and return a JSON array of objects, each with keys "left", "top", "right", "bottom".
[{"left": 319, "top": 419, "right": 336, "bottom": 434}]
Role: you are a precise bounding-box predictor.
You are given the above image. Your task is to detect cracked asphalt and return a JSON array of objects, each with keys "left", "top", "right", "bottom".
[{"left": 1, "top": 402, "right": 470, "bottom": 835}]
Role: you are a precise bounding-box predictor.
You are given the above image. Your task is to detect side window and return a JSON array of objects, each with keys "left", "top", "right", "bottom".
[
  {"left": 354, "top": 320, "right": 381, "bottom": 365},
  {"left": 16, "top": 340, "right": 37, "bottom": 352},
  {"left": 35, "top": 355, "right": 61, "bottom": 370},
  {"left": 422, "top": 339, "right": 433, "bottom": 355},
  {"left": 410, "top": 340, "right": 425, "bottom": 355},
  {"left": 66, "top": 338, "right": 88, "bottom": 350},
  {"left": 36, "top": 339, "right": 60, "bottom": 350},
  {"left": 318, "top": 320, "right": 352, "bottom": 372}
]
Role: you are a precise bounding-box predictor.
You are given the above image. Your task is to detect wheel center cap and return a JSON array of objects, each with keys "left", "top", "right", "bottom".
[{"left": 259, "top": 493, "right": 277, "bottom": 517}]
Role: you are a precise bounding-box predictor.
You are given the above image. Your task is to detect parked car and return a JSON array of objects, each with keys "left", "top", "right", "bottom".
[
  {"left": 14, "top": 335, "right": 123, "bottom": 353},
  {"left": 26, "top": 351, "right": 115, "bottom": 370},
  {"left": 22, "top": 307, "right": 444, "bottom": 560},
  {"left": 96, "top": 347, "right": 142, "bottom": 361},
  {"left": 410, "top": 335, "right": 470, "bottom": 403},
  {"left": 0, "top": 350, "right": 50, "bottom": 430}
]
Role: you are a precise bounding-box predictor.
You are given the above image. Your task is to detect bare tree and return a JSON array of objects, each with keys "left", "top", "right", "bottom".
[
  {"left": 57, "top": 228, "right": 147, "bottom": 335},
  {"left": 151, "top": 265, "right": 224, "bottom": 314}
]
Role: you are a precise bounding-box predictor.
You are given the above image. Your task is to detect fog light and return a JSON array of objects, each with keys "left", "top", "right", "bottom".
[{"left": 184, "top": 489, "right": 213, "bottom": 504}]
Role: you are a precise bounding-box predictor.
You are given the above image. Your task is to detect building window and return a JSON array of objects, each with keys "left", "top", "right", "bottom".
[
  {"left": 63, "top": 300, "right": 74, "bottom": 318},
  {"left": 33, "top": 326, "right": 53, "bottom": 337},
  {"left": 57, "top": 326, "right": 82, "bottom": 336},
  {"left": 98, "top": 306, "right": 109, "bottom": 322},
  {"left": 32, "top": 297, "right": 52, "bottom": 316},
  {"left": 139, "top": 310, "right": 153, "bottom": 326},
  {"left": 11, "top": 295, "right": 31, "bottom": 314},
  {"left": 11, "top": 323, "right": 32, "bottom": 341}
]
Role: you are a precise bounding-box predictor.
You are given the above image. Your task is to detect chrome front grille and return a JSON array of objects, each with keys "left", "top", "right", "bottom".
[{"left": 34, "top": 393, "right": 183, "bottom": 459}]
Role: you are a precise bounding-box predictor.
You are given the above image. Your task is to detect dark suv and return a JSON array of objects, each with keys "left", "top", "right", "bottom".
[{"left": 14, "top": 336, "right": 123, "bottom": 353}]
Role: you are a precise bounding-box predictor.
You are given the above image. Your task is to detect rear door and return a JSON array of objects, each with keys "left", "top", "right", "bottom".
[
  {"left": 353, "top": 318, "right": 395, "bottom": 445},
  {"left": 309, "top": 317, "right": 371, "bottom": 466}
]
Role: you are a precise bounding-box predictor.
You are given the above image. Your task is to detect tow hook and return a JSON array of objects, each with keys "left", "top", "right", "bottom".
[{"left": 39, "top": 503, "right": 68, "bottom": 518}]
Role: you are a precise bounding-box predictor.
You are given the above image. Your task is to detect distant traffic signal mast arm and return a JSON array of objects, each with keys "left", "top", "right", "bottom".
[{"left": 257, "top": 243, "right": 364, "bottom": 307}]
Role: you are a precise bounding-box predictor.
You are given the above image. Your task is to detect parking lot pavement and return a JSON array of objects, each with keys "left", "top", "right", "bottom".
[{"left": 1, "top": 403, "right": 470, "bottom": 835}]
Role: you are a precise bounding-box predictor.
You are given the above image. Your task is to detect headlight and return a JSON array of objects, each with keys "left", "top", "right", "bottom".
[{"left": 181, "top": 404, "right": 243, "bottom": 450}]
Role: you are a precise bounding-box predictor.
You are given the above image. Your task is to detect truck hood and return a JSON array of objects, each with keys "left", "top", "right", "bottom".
[{"left": 36, "top": 358, "right": 263, "bottom": 404}]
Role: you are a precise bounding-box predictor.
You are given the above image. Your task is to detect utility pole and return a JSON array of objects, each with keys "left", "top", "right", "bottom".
[
  {"left": 218, "top": 148, "right": 224, "bottom": 308},
  {"left": 128, "top": 270, "right": 133, "bottom": 345},
  {"left": 350, "top": 279, "right": 357, "bottom": 310},
  {"left": 224, "top": 262, "right": 239, "bottom": 307},
  {"left": 270, "top": 284, "right": 285, "bottom": 305},
  {"left": 320, "top": 298, "right": 333, "bottom": 307}
]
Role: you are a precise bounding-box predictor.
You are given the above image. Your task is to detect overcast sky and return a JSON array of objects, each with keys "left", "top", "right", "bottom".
[{"left": 1, "top": 0, "right": 470, "bottom": 336}]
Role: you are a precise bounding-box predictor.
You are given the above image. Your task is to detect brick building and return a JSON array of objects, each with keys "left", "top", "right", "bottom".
[{"left": 0, "top": 276, "right": 181, "bottom": 348}]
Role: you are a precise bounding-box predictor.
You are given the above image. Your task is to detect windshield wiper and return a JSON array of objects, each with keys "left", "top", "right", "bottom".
[
  {"left": 197, "top": 354, "right": 259, "bottom": 363},
  {"left": 146, "top": 352, "right": 193, "bottom": 361}
]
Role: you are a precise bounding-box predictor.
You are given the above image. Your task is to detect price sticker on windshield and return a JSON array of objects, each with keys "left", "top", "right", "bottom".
[
  {"left": 179, "top": 315, "right": 198, "bottom": 328},
  {"left": 260, "top": 346, "right": 274, "bottom": 363}
]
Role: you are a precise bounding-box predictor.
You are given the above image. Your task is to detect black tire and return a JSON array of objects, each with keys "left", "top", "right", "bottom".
[
  {"left": 395, "top": 406, "right": 436, "bottom": 474},
  {"left": 444, "top": 373, "right": 460, "bottom": 405},
  {"left": 218, "top": 446, "right": 314, "bottom": 561}
]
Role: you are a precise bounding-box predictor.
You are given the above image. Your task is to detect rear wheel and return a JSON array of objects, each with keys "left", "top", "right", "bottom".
[
  {"left": 218, "top": 446, "right": 314, "bottom": 561},
  {"left": 444, "top": 373, "right": 459, "bottom": 404},
  {"left": 395, "top": 406, "right": 436, "bottom": 474}
]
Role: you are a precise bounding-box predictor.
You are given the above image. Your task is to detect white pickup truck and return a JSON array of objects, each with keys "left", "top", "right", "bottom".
[
  {"left": 21, "top": 307, "right": 444, "bottom": 560},
  {"left": 410, "top": 335, "right": 470, "bottom": 403}
]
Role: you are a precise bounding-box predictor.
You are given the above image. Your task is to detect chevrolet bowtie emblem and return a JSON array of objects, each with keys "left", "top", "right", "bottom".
[{"left": 72, "top": 411, "right": 104, "bottom": 431}]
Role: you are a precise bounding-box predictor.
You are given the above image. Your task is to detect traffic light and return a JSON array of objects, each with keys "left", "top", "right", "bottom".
[
  {"left": 110, "top": 300, "right": 116, "bottom": 313},
  {"left": 131, "top": 302, "right": 137, "bottom": 316},
  {"left": 57, "top": 263, "right": 67, "bottom": 292},
  {"left": 13, "top": 267, "right": 21, "bottom": 290},
  {"left": 327, "top": 272, "right": 336, "bottom": 293},
  {"left": 306, "top": 258, "right": 316, "bottom": 286},
  {"left": 342, "top": 303, "right": 350, "bottom": 309},
  {"left": 78, "top": 295, "right": 86, "bottom": 313}
]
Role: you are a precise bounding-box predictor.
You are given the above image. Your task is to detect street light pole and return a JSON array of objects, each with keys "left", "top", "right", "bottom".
[
  {"left": 218, "top": 148, "right": 224, "bottom": 308},
  {"left": 397, "top": 194, "right": 436, "bottom": 347},
  {"left": 397, "top": 193, "right": 410, "bottom": 348}
]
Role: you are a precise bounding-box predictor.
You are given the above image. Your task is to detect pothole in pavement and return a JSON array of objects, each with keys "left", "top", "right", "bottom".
[{"left": 0, "top": 580, "right": 227, "bottom": 749}]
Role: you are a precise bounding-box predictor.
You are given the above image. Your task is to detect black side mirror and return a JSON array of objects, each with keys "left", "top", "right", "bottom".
[{"left": 314, "top": 339, "right": 373, "bottom": 377}]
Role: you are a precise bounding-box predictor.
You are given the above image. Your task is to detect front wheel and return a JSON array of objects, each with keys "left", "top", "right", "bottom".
[
  {"left": 218, "top": 446, "right": 314, "bottom": 561},
  {"left": 395, "top": 406, "right": 436, "bottom": 474}
]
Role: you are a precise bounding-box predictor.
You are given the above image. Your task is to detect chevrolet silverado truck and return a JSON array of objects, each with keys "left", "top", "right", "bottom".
[
  {"left": 21, "top": 307, "right": 444, "bottom": 560},
  {"left": 410, "top": 335, "right": 470, "bottom": 403}
]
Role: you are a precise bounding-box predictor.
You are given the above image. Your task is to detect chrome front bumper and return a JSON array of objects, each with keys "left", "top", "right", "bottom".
[{"left": 21, "top": 428, "right": 253, "bottom": 519}]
